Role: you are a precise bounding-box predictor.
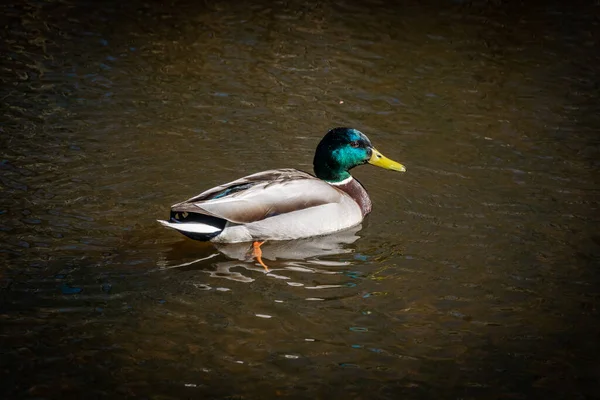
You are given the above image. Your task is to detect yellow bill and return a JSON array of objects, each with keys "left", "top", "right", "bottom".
[{"left": 368, "top": 147, "right": 406, "bottom": 172}]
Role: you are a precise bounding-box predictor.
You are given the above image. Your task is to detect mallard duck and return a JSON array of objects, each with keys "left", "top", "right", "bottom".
[{"left": 158, "top": 127, "right": 405, "bottom": 244}]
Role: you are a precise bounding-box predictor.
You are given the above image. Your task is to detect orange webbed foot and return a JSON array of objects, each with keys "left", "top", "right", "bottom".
[{"left": 252, "top": 241, "right": 269, "bottom": 272}]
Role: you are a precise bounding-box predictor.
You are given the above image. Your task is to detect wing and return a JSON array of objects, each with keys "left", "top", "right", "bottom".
[{"left": 171, "top": 169, "right": 347, "bottom": 224}]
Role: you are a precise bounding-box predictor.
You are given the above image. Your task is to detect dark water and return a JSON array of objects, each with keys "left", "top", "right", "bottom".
[{"left": 1, "top": 0, "right": 599, "bottom": 398}]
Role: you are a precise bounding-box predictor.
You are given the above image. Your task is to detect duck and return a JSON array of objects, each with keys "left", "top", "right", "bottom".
[{"left": 157, "top": 127, "right": 406, "bottom": 246}]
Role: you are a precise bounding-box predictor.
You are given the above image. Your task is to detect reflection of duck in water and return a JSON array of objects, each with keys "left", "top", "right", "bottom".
[
  {"left": 158, "top": 127, "right": 405, "bottom": 269},
  {"left": 214, "top": 223, "right": 362, "bottom": 262},
  {"left": 161, "top": 225, "right": 363, "bottom": 283}
]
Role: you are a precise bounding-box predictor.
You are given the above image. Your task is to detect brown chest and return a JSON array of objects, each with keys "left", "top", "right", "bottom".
[{"left": 335, "top": 178, "right": 372, "bottom": 217}]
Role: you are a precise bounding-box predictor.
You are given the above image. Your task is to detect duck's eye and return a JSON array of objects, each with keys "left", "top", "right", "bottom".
[{"left": 350, "top": 141, "right": 360, "bottom": 148}]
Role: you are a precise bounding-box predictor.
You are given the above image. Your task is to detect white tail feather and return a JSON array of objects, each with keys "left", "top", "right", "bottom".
[{"left": 157, "top": 220, "right": 221, "bottom": 234}]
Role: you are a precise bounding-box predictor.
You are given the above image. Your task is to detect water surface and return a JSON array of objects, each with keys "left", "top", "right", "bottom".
[{"left": 1, "top": 0, "right": 599, "bottom": 398}]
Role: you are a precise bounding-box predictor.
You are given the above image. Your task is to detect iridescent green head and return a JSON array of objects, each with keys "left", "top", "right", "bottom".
[{"left": 313, "top": 127, "right": 406, "bottom": 182}]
